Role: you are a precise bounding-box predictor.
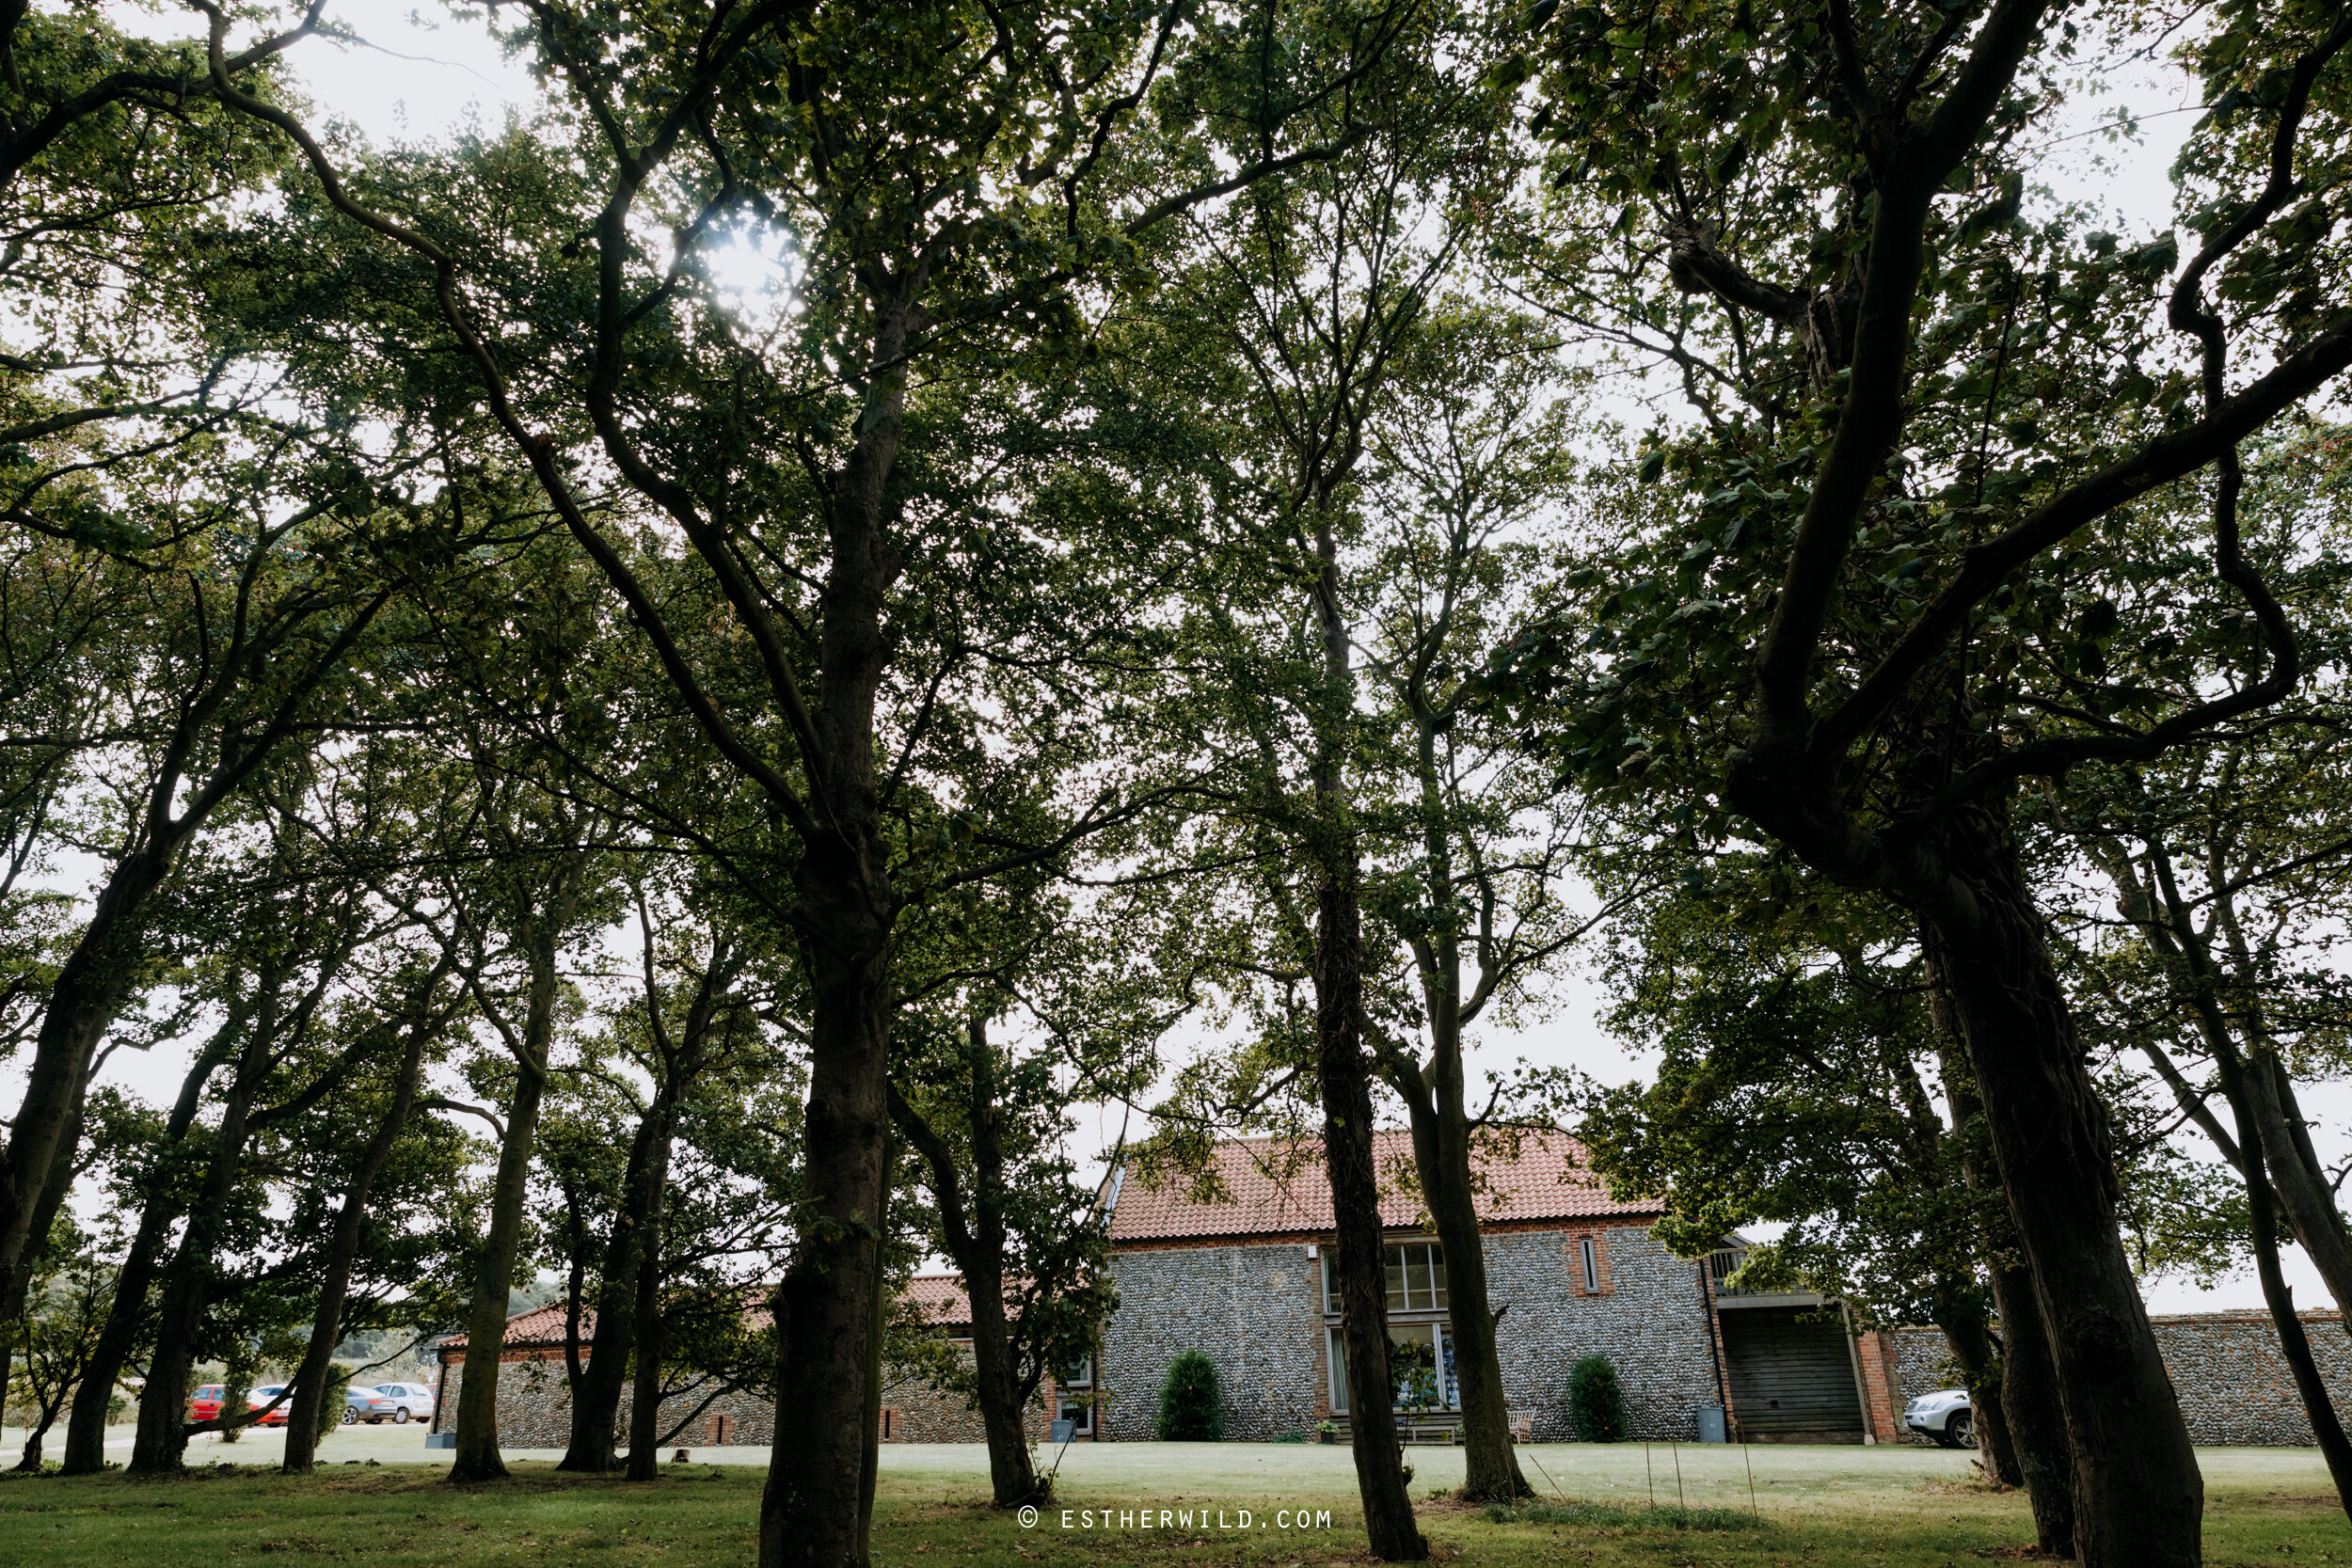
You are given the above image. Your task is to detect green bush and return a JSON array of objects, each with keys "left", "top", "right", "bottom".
[
  {"left": 324, "top": 1362, "right": 355, "bottom": 1424},
  {"left": 1566, "top": 1353, "right": 1629, "bottom": 1442},
  {"left": 1156, "top": 1350, "right": 1224, "bottom": 1440}
]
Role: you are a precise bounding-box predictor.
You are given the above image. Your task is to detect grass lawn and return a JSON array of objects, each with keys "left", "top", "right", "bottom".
[{"left": 0, "top": 1437, "right": 2344, "bottom": 1565}]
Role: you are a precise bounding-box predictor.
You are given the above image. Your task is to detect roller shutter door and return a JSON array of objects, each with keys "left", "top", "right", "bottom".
[{"left": 1720, "top": 1307, "right": 1863, "bottom": 1433}]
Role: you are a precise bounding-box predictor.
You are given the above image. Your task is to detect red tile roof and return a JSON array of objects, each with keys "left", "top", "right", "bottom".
[
  {"left": 441, "top": 1303, "right": 587, "bottom": 1350},
  {"left": 445, "top": 1278, "right": 965, "bottom": 1351},
  {"left": 1106, "top": 1130, "right": 1657, "bottom": 1244},
  {"left": 904, "top": 1275, "right": 974, "bottom": 1327}
]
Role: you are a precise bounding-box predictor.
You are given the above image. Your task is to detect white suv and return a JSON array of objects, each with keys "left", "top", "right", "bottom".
[{"left": 372, "top": 1383, "right": 436, "bottom": 1424}]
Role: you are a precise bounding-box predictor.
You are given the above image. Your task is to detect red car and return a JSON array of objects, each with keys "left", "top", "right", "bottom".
[{"left": 185, "top": 1385, "right": 288, "bottom": 1427}]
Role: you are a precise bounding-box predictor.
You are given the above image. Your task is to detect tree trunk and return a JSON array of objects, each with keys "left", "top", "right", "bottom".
[
  {"left": 0, "top": 846, "right": 171, "bottom": 1329},
  {"left": 60, "top": 1022, "right": 240, "bottom": 1474},
  {"left": 1927, "top": 932, "right": 2078, "bottom": 1554},
  {"left": 857, "top": 1139, "right": 894, "bottom": 1562},
  {"left": 1931, "top": 1289, "right": 2021, "bottom": 1487},
  {"left": 2213, "top": 1054, "right": 2352, "bottom": 1517},
  {"left": 892, "top": 1025, "right": 1042, "bottom": 1510},
  {"left": 0, "top": 1051, "right": 92, "bottom": 1449},
  {"left": 757, "top": 872, "right": 892, "bottom": 1568},
  {"left": 1318, "top": 866, "right": 1426, "bottom": 1562},
  {"left": 1988, "top": 1259, "right": 2080, "bottom": 1556},
  {"left": 282, "top": 1018, "right": 432, "bottom": 1473},
  {"left": 129, "top": 1016, "right": 277, "bottom": 1476},
  {"left": 1400, "top": 1100, "right": 1528, "bottom": 1501},
  {"left": 1925, "top": 810, "right": 2197, "bottom": 1568},
  {"left": 755, "top": 292, "right": 905, "bottom": 1568},
  {"left": 623, "top": 1208, "right": 666, "bottom": 1483},
  {"left": 446, "top": 1044, "right": 551, "bottom": 1482},
  {"left": 561, "top": 1101, "right": 675, "bottom": 1473}
]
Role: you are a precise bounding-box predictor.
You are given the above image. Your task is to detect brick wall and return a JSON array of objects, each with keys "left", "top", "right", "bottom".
[{"left": 1889, "top": 1309, "right": 2352, "bottom": 1447}]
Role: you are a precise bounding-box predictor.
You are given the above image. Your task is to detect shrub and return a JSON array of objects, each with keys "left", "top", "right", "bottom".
[
  {"left": 324, "top": 1362, "right": 354, "bottom": 1423},
  {"left": 1566, "top": 1353, "right": 1629, "bottom": 1442},
  {"left": 1157, "top": 1350, "right": 1224, "bottom": 1440}
]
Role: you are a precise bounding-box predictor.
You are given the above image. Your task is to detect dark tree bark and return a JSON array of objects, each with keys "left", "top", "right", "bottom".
[
  {"left": 1931, "top": 1287, "right": 2021, "bottom": 1487},
  {"left": 1990, "top": 1259, "right": 2079, "bottom": 1556},
  {"left": 889, "top": 1026, "right": 1044, "bottom": 1509},
  {"left": 562, "top": 928, "right": 735, "bottom": 1473},
  {"left": 756, "top": 896, "right": 892, "bottom": 1567},
  {"left": 1318, "top": 864, "right": 1426, "bottom": 1562},
  {"left": 282, "top": 989, "right": 441, "bottom": 1473},
  {"left": 561, "top": 1103, "right": 677, "bottom": 1472},
  {"left": 0, "top": 851, "right": 175, "bottom": 1357},
  {"left": 446, "top": 927, "right": 563, "bottom": 1484},
  {"left": 0, "top": 1039, "right": 94, "bottom": 1451},
  {"left": 128, "top": 976, "right": 290, "bottom": 1476},
  {"left": 1922, "top": 817, "right": 2180, "bottom": 1564},
  {"left": 60, "top": 1021, "right": 242, "bottom": 1473},
  {"left": 1927, "top": 948, "right": 2078, "bottom": 1557},
  {"left": 623, "top": 1197, "right": 667, "bottom": 1483},
  {"left": 1397, "top": 1101, "right": 1528, "bottom": 1501},
  {"left": 2211, "top": 1053, "right": 2352, "bottom": 1517},
  {"left": 856, "top": 1139, "right": 894, "bottom": 1561}
]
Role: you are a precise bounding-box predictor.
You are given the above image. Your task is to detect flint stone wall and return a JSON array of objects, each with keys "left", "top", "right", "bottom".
[
  {"left": 430, "top": 1345, "right": 1038, "bottom": 1448},
  {"left": 1100, "top": 1225, "right": 1724, "bottom": 1444},
  {"left": 1890, "top": 1310, "right": 2352, "bottom": 1447}
]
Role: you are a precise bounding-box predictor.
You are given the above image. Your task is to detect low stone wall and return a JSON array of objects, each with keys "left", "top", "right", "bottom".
[
  {"left": 1890, "top": 1309, "right": 2352, "bottom": 1447},
  {"left": 431, "top": 1346, "right": 1044, "bottom": 1449}
]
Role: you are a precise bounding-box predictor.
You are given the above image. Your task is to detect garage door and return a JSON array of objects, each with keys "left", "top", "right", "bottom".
[{"left": 1720, "top": 1307, "right": 1863, "bottom": 1433}]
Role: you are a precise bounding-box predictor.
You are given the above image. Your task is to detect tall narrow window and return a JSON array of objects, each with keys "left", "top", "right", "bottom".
[
  {"left": 1327, "top": 1325, "right": 1351, "bottom": 1414},
  {"left": 1580, "top": 1237, "right": 1599, "bottom": 1294}
]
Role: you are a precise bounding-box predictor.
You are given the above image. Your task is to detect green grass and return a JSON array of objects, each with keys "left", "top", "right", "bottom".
[{"left": 0, "top": 1442, "right": 2344, "bottom": 1565}]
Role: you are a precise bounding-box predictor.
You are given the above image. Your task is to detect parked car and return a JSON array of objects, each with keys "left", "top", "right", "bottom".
[
  {"left": 1903, "top": 1387, "right": 1974, "bottom": 1449},
  {"left": 232, "top": 1386, "right": 291, "bottom": 1428},
  {"left": 372, "top": 1383, "right": 434, "bottom": 1424},
  {"left": 342, "top": 1387, "right": 400, "bottom": 1425},
  {"left": 188, "top": 1385, "right": 228, "bottom": 1424}
]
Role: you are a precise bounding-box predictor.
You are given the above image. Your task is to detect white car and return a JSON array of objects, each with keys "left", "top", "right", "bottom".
[
  {"left": 372, "top": 1383, "right": 436, "bottom": 1424},
  {"left": 1903, "top": 1387, "right": 1974, "bottom": 1449}
]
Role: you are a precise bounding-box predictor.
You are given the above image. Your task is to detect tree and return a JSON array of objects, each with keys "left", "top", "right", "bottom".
[
  {"left": 8, "top": 1216, "right": 111, "bottom": 1470},
  {"left": 1158, "top": 1349, "right": 1225, "bottom": 1440},
  {"left": 1500, "top": 4, "right": 2352, "bottom": 1560},
  {"left": 202, "top": 5, "right": 1413, "bottom": 1554}
]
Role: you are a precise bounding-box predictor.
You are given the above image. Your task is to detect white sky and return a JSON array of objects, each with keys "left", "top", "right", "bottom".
[{"left": 35, "top": 3, "right": 2338, "bottom": 1314}]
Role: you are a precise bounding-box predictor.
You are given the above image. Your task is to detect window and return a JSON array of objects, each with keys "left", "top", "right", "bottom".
[
  {"left": 1580, "top": 1237, "right": 1599, "bottom": 1294},
  {"left": 1057, "top": 1354, "right": 1094, "bottom": 1434},
  {"left": 1324, "top": 1242, "right": 1449, "bottom": 1312},
  {"left": 1327, "top": 1323, "right": 1462, "bottom": 1415},
  {"left": 1387, "top": 1243, "right": 1447, "bottom": 1311}
]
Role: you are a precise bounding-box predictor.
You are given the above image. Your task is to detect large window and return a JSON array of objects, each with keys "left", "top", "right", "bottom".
[
  {"left": 1326, "top": 1322, "right": 1460, "bottom": 1416},
  {"left": 1321, "top": 1242, "right": 1449, "bottom": 1313}
]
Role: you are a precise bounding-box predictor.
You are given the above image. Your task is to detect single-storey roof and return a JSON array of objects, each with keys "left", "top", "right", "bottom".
[
  {"left": 1104, "top": 1129, "right": 1657, "bottom": 1245},
  {"left": 444, "top": 1276, "right": 975, "bottom": 1354}
]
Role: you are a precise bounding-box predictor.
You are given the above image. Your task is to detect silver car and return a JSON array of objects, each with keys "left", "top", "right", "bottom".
[
  {"left": 372, "top": 1383, "right": 434, "bottom": 1424},
  {"left": 1903, "top": 1387, "right": 1975, "bottom": 1448}
]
